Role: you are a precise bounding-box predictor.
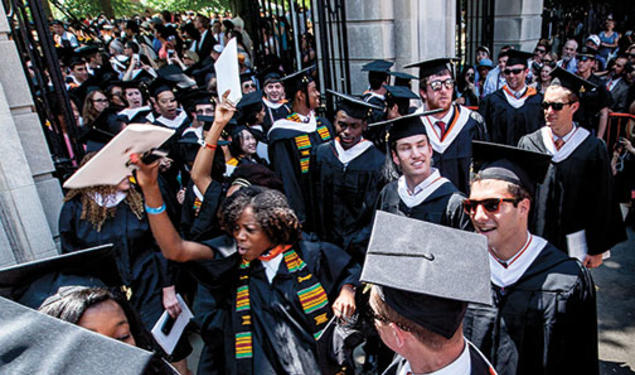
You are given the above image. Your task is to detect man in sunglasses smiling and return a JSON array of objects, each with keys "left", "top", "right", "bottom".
[
  {"left": 403, "top": 57, "right": 488, "bottom": 194},
  {"left": 463, "top": 141, "right": 599, "bottom": 375},
  {"left": 479, "top": 50, "right": 544, "bottom": 146},
  {"left": 518, "top": 67, "right": 626, "bottom": 268}
]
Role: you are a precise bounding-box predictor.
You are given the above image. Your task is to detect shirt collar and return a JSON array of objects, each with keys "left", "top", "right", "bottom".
[
  {"left": 435, "top": 105, "right": 455, "bottom": 125},
  {"left": 399, "top": 339, "right": 471, "bottom": 375},
  {"left": 554, "top": 124, "right": 576, "bottom": 142},
  {"left": 261, "top": 253, "right": 284, "bottom": 284},
  {"left": 405, "top": 168, "right": 441, "bottom": 196}
]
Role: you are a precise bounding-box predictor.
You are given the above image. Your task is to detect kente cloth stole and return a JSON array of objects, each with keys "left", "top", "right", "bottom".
[
  {"left": 292, "top": 118, "right": 331, "bottom": 174},
  {"left": 233, "top": 248, "right": 331, "bottom": 374}
]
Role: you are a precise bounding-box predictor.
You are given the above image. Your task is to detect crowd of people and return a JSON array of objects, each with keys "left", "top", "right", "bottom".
[{"left": 2, "top": 7, "right": 634, "bottom": 375}]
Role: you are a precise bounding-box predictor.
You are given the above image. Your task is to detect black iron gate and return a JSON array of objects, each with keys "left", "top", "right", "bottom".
[
  {"left": 3, "top": 0, "right": 84, "bottom": 178},
  {"left": 456, "top": 0, "right": 495, "bottom": 69},
  {"left": 247, "top": 0, "right": 350, "bottom": 115}
]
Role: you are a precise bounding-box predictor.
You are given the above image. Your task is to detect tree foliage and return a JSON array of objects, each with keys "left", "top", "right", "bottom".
[{"left": 49, "top": 0, "right": 231, "bottom": 19}]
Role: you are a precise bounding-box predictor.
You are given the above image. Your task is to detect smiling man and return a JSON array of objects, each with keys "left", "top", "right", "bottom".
[
  {"left": 479, "top": 50, "right": 544, "bottom": 146},
  {"left": 404, "top": 58, "right": 488, "bottom": 193},
  {"left": 260, "top": 70, "right": 291, "bottom": 131},
  {"left": 463, "top": 141, "right": 598, "bottom": 375},
  {"left": 374, "top": 113, "right": 472, "bottom": 230},
  {"left": 518, "top": 67, "right": 626, "bottom": 268},
  {"left": 311, "top": 90, "right": 385, "bottom": 264}
]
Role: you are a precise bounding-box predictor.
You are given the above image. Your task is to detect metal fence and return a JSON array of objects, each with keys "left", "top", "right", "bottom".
[
  {"left": 247, "top": 0, "right": 350, "bottom": 115},
  {"left": 3, "top": 0, "right": 84, "bottom": 179},
  {"left": 455, "top": 0, "right": 495, "bottom": 70}
]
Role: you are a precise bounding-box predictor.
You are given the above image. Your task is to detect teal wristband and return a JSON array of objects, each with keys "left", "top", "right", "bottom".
[{"left": 144, "top": 203, "right": 166, "bottom": 215}]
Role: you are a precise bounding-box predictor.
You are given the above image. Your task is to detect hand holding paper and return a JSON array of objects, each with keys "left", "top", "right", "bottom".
[{"left": 214, "top": 37, "right": 242, "bottom": 105}]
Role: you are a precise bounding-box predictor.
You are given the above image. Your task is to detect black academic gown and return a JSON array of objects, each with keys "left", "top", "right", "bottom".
[
  {"left": 311, "top": 141, "right": 386, "bottom": 264},
  {"left": 382, "top": 342, "right": 497, "bottom": 375},
  {"left": 518, "top": 128, "right": 626, "bottom": 255},
  {"left": 375, "top": 179, "right": 472, "bottom": 231},
  {"left": 574, "top": 74, "right": 612, "bottom": 134},
  {"left": 262, "top": 100, "right": 292, "bottom": 133},
  {"left": 180, "top": 180, "right": 226, "bottom": 241},
  {"left": 268, "top": 116, "right": 334, "bottom": 231},
  {"left": 188, "top": 237, "right": 361, "bottom": 375},
  {"left": 58, "top": 197, "right": 172, "bottom": 330},
  {"left": 421, "top": 105, "right": 488, "bottom": 194},
  {"left": 362, "top": 91, "right": 388, "bottom": 150},
  {"left": 479, "top": 88, "right": 544, "bottom": 146},
  {"left": 462, "top": 243, "right": 598, "bottom": 375}
]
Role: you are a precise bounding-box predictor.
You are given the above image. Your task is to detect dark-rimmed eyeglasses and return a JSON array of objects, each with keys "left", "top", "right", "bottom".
[
  {"left": 535, "top": 48, "right": 546, "bottom": 54},
  {"left": 428, "top": 78, "right": 455, "bottom": 91},
  {"left": 541, "top": 101, "right": 573, "bottom": 111},
  {"left": 92, "top": 98, "right": 109, "bottom": 103},
  {"left": 463, "top": 197, "right": 521, "bottom": 216},
  {"left": 503, "top": 68, "right": 524, "bottom": 75},
  {"left": 243, "top": 82, "right": 256, "bottom": 88}
]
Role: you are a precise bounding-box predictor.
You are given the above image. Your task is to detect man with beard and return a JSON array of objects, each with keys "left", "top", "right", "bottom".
[
  {"left": 404, "top": 58, "right": 488, "bottom": 193},
  {"left": 267, "top": 66, "right": 334, "bottom": 231},
  {"left": 479, "top": 50, "right": 544, "bottom": 146},
  {"left": 311, "top": 90, "right": 385, "bottom": 264}
]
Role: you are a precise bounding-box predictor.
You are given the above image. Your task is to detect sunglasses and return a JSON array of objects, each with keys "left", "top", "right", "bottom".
[
  {"left": 578, "top": 56, "right": 594, "bottom": 62},
  {"left": 428, "top": 78, "right": 455, "bottom": 91},
  {"left": 541, "top": 101, "right": 573, "bottom": 111},
  {"left": 243, "top": 83, "right": 256, "bottom": 88},
  {"left": 503, "top": 68, "right": 524, "bottom": 75},
  {"left": 463, "top": 197, "right": 521, "bottom": 216},
  {"left": 535, "top": 48, "right": 546, "bottom": 54}
]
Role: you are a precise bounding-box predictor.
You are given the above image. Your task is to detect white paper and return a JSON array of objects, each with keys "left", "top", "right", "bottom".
[
  {"left": 214, "top": 37, "right": 242, "bottom": 105},
  {"left": 62, "top": 124, "right": 174, "bottom": 189},
  {"left": 151, "top": 294, "right": 193, "bottom": 355},
  {"left": 566, "top": 230, "right": 588, "bottom": 262}
]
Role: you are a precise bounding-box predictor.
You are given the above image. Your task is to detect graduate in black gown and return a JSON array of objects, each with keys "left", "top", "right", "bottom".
[
  {"left": 259, "top": 69, "right": 292, "bottom": 132},
  {"left": 462, "top": 141, "right": 598, "bottom": 375},
  {"left": 479, "top": 50, "right": 544, "bottom": 146},
  {"left": 361, "top": 60, "right": 392, "bottom": 148},
  {"left": 267, "top": 66, "right": 334, "bottom": 231},
  {"left": 404, "top": 58, "right": 488, "bottom": 193},
  {"left": 133, "top": 146, "right": 361, "bottom": 374},
  {"left": 518, "top": 67, "right": 626, "bottom": 267},
  {"left": 363, "top": 211, "right": 497, "bottom": 375},
  {"left": 58, "top": 154, "right": 192, "bottom": 369},
  {"left": 573, "top": 46, "right": 612, "bottom": 138},
  {"left": 311, "top": 90, "right": 386, "bottom": 264},
  {"left": 374, "top": 113, "right": 472, "bottom": 230}
]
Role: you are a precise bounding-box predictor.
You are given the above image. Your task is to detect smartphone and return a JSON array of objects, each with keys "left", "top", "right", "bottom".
[
  {"left": 161, "top": 315, "right": 175, "bottom": 335},
  {"left": 167, "top": 49, "right": 175, "bottom": 59}
]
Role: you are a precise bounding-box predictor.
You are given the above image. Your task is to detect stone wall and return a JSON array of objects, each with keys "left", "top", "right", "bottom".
[
  {"left": 0, "top": 4, "right": 62, "bottom": 266},
  {"left": 493, "top": 0, "right": 544, "bottom": 57}
]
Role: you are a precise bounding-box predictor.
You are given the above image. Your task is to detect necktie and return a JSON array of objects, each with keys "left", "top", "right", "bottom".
[
  {"left": 436, "top": 121, "right": 446, "bottom": 137},
  {"left": 554, "top": 138, "right": 565, "bottom": 150}
]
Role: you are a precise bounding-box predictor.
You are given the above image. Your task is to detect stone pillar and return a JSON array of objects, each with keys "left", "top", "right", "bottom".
[
  {"left": 0, "top": 4, "right": 62, "bottom": 266},
  {"left": 493, "top": 0, "right": 544, "bottom": 55}
]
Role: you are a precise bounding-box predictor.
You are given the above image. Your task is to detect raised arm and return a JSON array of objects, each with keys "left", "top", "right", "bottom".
[
  {"left": 132, "top": 155, "right": 215, "bottom": 262},
  {"left": 191, "top": 90, "right": 237, "bottom": 194}
]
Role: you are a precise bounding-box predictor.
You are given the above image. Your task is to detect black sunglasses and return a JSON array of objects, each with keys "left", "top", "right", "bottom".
[
  {"left": 578, "top": 56, "right": 593, "bottom": 62},
  {"left": 535, "top": 48, "right": 546, "bottom": 54},
  {"left": 463, "top": 197, "right": 521, "bottom": 216},
  {"left": 541, "top": 101, "right": 573, "bottom": 111},
  {"left": 503, "top": 68, "right": 524, "bottom": 75}
]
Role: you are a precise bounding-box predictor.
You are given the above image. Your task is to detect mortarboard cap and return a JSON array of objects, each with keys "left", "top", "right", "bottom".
[
  {"left": 389, "top": 71, "right": 418, "bottom": 87},
  {"left": 385, "top": 85, "right": 419, "bottom": 100},
  {"left": 176, "top": 131, "right": 202, "bottom": 164},
  {"left": 577, "top": 46, "right": 598, "bottom": 59},
  {"left": 80, "top": 107, "right": 124, "bottom": 152},
  {"left": 0, "top": 296, "right": 177, "bottom": 374},
  {"left": 237, "top": 90, "right": 264, "bottom": 110},
  {"left": 0, "top": 245, "right": 121, "bottom": 308},
  {"left": 257, "top": 65, "right": 283, "bottom": 86},
  {"left": 361, "top": 60, "right": 393, "bottom": 73},
  {"left": 505, "top": 50, "right": 534, "bottom": 67},
  {"left": 280, "top": 65, "right": 315, "bottom": 100},
  {"left": 548, "top": 66, "right": 597, "bottom": 95},
  {"left": 403, "top": 57, "right": 458, "bottom": 80},
  {"left": 362, "top": 211, "right": 491, "bottom": 338},
  {"left": 157, "top": 64, "right": 195, "bottom": 89},
  {"left": 327, "top": 89, "right": 382, "bottom": 120},
  {"left": 471, "top": 140, "right": 551, "bottom": 195},
  {"left": 369, "top": 110, "right": 442, "bottom": 143},
  {"left": 179, "top": 89, "right": 213, "bottom": 113},
  {"left": 147, "top": 76, "right": 177, "bottom": 98},
  {"left": 121, "top": 78, "right": 143, "bottom": 91}
]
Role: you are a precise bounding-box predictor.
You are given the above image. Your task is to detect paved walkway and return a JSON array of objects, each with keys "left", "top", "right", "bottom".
[{"left": 596, "top": 225, "right": 635, "bottom": 374}]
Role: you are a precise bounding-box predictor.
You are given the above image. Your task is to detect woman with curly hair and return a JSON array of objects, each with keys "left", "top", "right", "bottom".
[
  {"left": 132, "top": 108, "right": 360, "bottom": 374},
  {"left": 58, "top": 152, "right": 192, "bottom": 373}
]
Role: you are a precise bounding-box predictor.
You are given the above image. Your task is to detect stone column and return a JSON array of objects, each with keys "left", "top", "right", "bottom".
[
  {"left": 493, "top": 0, "right": 544, "bottom": 55},
  {"left": 0, "top": 4, "right": 62, "bottom": 266}
]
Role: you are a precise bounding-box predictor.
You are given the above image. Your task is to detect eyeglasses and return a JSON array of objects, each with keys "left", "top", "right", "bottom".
[
  {"left": 503, "top": 68, "right": 524, "bottom": 75},
  {"left": 428, "top": 78, "right": 454, "bottom": 91},
  {"left": 92, "top": 98, "right": 109, "bottom": 103},
  {"left": 535, "top": 48, "right": 546, "bottom": 54},
  {"left": 463, "top": 197, "right": 521, "bottom": 216},
  {"left": 243, "top": 83, "right": 256, "bottom": 88},
  {"left": 541, "top": 101, "right": 573, "bottom": 111},
  {"left": 578, "top": 56, "right": 594, "bottom": 62}
]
